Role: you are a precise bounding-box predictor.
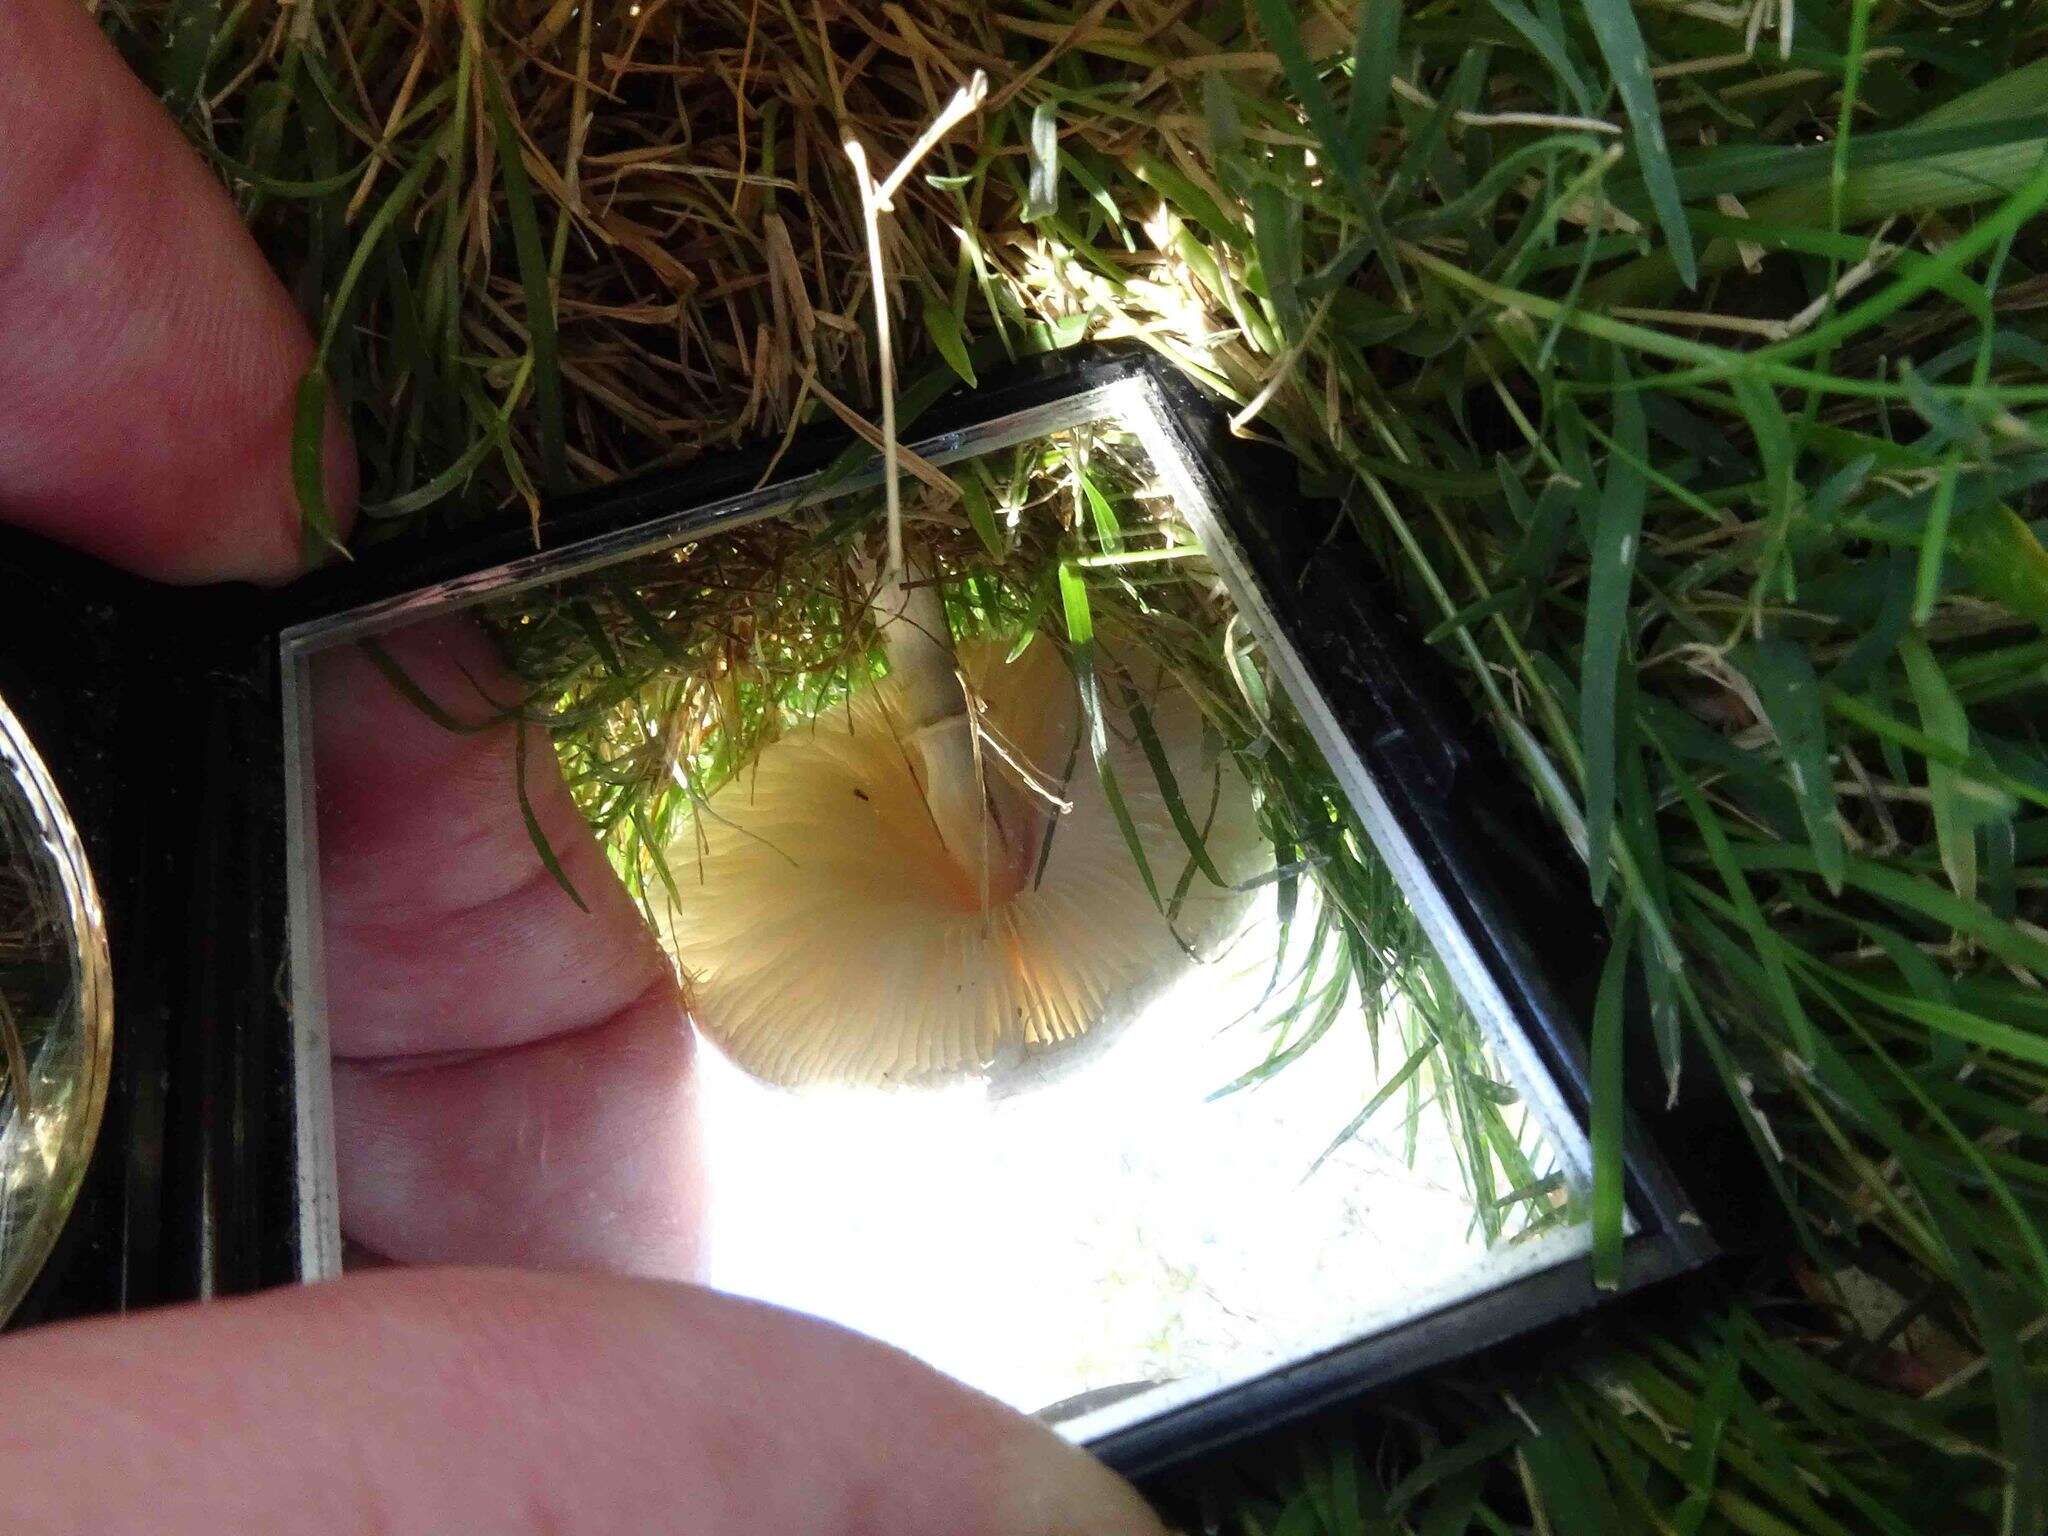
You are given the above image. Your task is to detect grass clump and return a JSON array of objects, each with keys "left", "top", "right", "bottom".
[
  {"left": 110, "top": 0, "right": 2048, "bottom": 1529},
  {"left": 479, "top": 419, "right": 1570, "bottom": 1235}
]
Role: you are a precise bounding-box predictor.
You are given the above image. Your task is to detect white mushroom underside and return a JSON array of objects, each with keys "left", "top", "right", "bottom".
[{"left": 657, "top": 637, "right": 1268, "bottom": 1088}]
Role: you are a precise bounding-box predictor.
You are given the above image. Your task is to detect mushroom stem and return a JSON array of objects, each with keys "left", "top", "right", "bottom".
[{"left": 874, "top": 566, "right": 991, "bottom": 901}]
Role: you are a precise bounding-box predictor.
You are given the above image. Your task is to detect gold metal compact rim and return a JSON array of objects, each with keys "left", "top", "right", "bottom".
[{"left": 0, "top": 690, "right": 114, "bottom": 1325}]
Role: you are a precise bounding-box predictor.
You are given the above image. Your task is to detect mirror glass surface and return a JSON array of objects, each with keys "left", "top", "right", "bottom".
[
  {"left": 284, "top": 384, "right": 1598, "bottom": 1440},
  {"left": 0, "top": 695, "right": 112, "bottom": 1323}
]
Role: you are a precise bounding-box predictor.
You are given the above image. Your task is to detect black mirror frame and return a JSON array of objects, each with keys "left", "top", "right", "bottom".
[{"left": 0, "top": 343, "right": 1751, "bottom": 1483}]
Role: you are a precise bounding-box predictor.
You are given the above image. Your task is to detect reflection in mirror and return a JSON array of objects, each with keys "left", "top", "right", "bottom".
[
  {"left": 0, "top": 698, "right": 111, "bottom": 1323},
  {"left": 295, "top": 405, "right": 1595, "bottom": 1438}
]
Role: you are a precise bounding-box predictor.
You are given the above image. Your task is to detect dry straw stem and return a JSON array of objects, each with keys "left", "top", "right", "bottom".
[
  {"left": 842, "top": 65, "right": 987, "bottom": 579},
  {"left": 123, "top": 0, "right": 2048, "bottom": 1531}
]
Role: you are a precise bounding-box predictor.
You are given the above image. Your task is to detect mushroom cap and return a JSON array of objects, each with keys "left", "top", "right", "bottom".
[{"left": 656, "top": 635, "right": 1268, "bottom": 1088}]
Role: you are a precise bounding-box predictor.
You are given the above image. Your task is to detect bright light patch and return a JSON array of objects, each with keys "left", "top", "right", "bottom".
[{"left": 692, "top": 882, "right": 1589, "bottom": 1423}]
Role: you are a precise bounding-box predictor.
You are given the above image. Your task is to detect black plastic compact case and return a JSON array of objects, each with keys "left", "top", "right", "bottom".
[{"left": 0, "top": 346, "right": 1748, "bottom": 1479}]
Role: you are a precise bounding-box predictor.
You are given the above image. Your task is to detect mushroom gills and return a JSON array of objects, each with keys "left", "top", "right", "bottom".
[{"left": 657, "top": 633, "right": 1267, "bottom": 1089}]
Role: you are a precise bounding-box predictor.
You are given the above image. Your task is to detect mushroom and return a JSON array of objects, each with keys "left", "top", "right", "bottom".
[{"left": 655, "top": 563, "right": 1267, "bottom": 1088}]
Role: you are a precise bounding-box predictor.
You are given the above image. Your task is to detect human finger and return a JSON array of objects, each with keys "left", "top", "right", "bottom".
[
  {"left": 0, "top": 1267, "right": 1168, "bottom": 1536},
  {"left": 313, "top": 618, "right": 701, "bottom": 1275},
  {"left": 0, "top": 0, "right": 354, "bottom": 581}
]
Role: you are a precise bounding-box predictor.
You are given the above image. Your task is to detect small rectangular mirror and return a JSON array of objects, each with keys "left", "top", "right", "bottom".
[{"left": 278, "top": 351, "right": 1715, "bottom": 1472}]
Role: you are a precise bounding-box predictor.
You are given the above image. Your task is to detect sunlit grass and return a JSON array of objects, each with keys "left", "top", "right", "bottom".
[{"left": 118, "top": 0, "right": 2048, "bottom": 1528}]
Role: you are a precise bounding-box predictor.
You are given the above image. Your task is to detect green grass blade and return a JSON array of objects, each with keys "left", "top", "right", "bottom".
[
  {"left": 922, "top": 293, "right": 978, "bottom": 387},
  {"left": 513, "top": 717, "right": 589, "bottom": 913},
  {"left": 1250, "top": 179, "right": 1304, "bottom": 340},
  {"left": 1127, "top": 700, "right": 1227, "bottom": 886},
  {"left": 1577, "top": 354, "right": 1647, "bottom": 903},
  {"left": 1899, "top": 635, "right": 1981, "bottom": 901},
  {"left": 1734, "top": 640, "right": 1844, "bottom": 894},
  {"left": 289, "top": 369, "right": 347, "bottom": 560},
  {"left": 1672, "top": 1316, "right": 1744, "bottom": 1536},
  {"left": 482, "top": 58, "right": 567, "bottom": 495},
  {"left": 1485, "top": 0, "right": 1594, "bottom": 114},
  {"left": 1305, "top": 1038, "right": 1436, "bottom": 1179},
  {"left": 1248, "top": 0, "right": 1368, "bottom": 204},
  {"left": 1589, "top": 912, "right": 1630, "bottom": 1289},
  {"left": 1578, "top": 0, "right": 1695, "bottom": 286},
  {"left": 1726, "top": 842, "right": 2048, "bottom": 975},
  {"left": 1059, "top": 563, "right": 1167, "bottom": 916},
  {"left": 161, "top": 0, "right": 224, "bottom": 119},
  {"left": 1661, "top": 749, "right": 1818, "bottom": 1063},
  {"left": 1344, "top": 0, "right": 1397, "bottom": 152}
]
